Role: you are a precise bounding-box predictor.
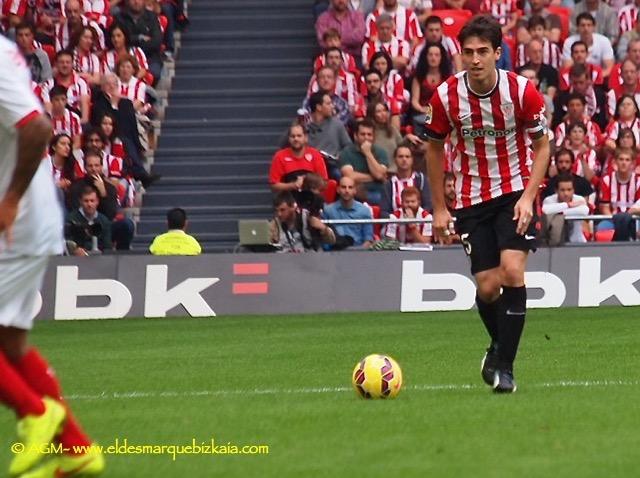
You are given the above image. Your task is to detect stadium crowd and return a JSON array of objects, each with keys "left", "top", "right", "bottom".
[
  {"left": 268, "top": 0, "right": 640, "bottom": 252},
  {"left": 0, "top": 0, "right": 187, "bottom": 255}
]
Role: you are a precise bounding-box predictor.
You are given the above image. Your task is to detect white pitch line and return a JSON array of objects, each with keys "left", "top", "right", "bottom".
[{"left": 64, "top": 380, "right": 640, "bottom": 401}]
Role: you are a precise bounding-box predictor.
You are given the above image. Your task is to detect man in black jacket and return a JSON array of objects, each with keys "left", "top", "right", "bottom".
[{"left": 65, "top": 186, "right": 113, "bottom": 254}]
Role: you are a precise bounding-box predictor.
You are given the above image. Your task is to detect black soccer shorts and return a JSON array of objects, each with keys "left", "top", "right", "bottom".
[{"left": 453, "top": 191, "right": 537, "bottom": 275}]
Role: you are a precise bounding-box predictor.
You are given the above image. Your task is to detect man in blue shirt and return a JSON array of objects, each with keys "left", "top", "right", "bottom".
[{"left": 323, "top": 176, "right": 374, "bottom": 248}]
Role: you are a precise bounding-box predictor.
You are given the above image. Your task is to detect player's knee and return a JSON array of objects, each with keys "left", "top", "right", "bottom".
[
  {"left": 501, "top": 263, "right": 525, "bottom": 287},
  {"left": 0, "top": 328, "right": 29, "bottom": 363},
  {"left": 476, "top": 277, "right": 501, "bottom": 302}
]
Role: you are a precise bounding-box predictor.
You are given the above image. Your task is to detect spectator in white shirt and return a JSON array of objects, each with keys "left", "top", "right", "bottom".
[
  {"left": 563, "top": 12, "right": 615, "bottom": 78},
  {"left": 542, "top": 172, "right": 590, "bottom": 243}
]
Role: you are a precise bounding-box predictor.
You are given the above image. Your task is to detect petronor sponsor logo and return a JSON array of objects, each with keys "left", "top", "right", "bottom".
[{"left": 461, "top": 127, "right": 516, "bottom": 138}]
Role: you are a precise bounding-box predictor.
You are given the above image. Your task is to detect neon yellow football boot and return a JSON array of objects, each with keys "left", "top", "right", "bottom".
[{"left": 18, "top": 447, "right": 105, "bottom": 478}]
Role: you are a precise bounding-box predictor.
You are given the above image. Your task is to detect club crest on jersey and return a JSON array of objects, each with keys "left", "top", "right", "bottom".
[
  {"left": 500, "top": 103, "right": 514, "bottom": 117},
  {"left": 304, "top": 153, "right": 313, "bottom": 162},
  {"left": 424, "top": 105, "right": 433, "bottom": 125}
]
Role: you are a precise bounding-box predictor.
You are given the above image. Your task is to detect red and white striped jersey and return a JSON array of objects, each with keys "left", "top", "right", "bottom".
[
  {"left": 314, "top": 51, "right": 357, "bottom": 76},
  {"left": 388, "top": 172, "right": 424, "bottom": 212},
  {"left": 31, "top": 81, "right": 49, "bottom": 105},
  {"left": 425, "top": 69, "right": 547, "bottom": 208},
  {"left": 619, "top": 4, "right": 638, "bottom": 35},
  {"left": 55, "top": 16, "right": 105, "bottom": 52},
  {"left": 101, "top": 47, "right": 149, "bottom": 75},
  {"left": 104, "top": 137, "right": 125, "bottom": 159},
  {"left": 606, "top": 85, "right": 640, "bottom": 118},
  {"left": 559, "top": 64, "right": 604, "bottom": 91},
  {"left": 599, "top": 172, "right": 640, "bottom": 213},
  {"left": 81, "top": 0, "right": 110, "bottom": 29},
  {"left": 119, "top": 76, "right": 146, "bottom": 104},
  {"left": 361, "top": 36, "right": 410, "bottom": 67},
  {"left": 608, "top": 63, "right": 624, "bottom": 90},
  {"left": 554, "top": 119, "right": 602, "bottom": 148},
  {"left": 515, "top": 39, "right": 562, "bottom": 70},
  {"left": 567, "top": 147, "right": 600, "bottom": 178},
  {"left": 41, "top": 73, "right": 90, "bottom": 112},
  {"left": 359, "top": 69, "right": 407, "bottom": 104},
  {"left": 1, "top": 0, "right": 27, "bottom": 16},
  {"left": 365, "top": 6, "right": 423, "bottom": 43},
  {"left": 479, "top": 0, "right": 517, "bottom": 26},
  {"left": 51, "top": 108, "right": 81, "bottom": 138},
  {"left": 605, "top": 117, "right": 640, "bottom": 144},
  {"left": 73, "top": 49, "right": 101, "bottom": 75},
  {"left": 101, "top": 152, "right": 123, "bottom": 178},
  {"left": 48, "top": 154, "right": 85, "bottom": 182},
  {"left": 384, "top": 207, "right": 432, "bottom": 242},
  {"left": 307, "top": 69, "right": 359, "bottom": 108}
]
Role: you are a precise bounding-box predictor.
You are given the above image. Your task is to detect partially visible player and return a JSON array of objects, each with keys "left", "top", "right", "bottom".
[
  {"left": 423, "top": 15, "right": 551, "bottom": 393},
  {"left": 0, "top": 36, "right": 104, "bottom": 476}
]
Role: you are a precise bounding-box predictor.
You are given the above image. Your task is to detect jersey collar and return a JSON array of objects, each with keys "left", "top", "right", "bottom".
[{"left": 464, "top": 68, "right": 500, "bottom": 99}]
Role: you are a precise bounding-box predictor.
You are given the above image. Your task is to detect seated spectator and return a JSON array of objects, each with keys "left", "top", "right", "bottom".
[
  {"left": 308, "top": 49, "right": 358, "bottom": 111},
  {"left": 305, "top": 91, "right": 352, "bottom": 177},
  {"left": 65, "top": 185, "right": 112, "bottom": 255},
  {"left": 516, "top": 16, "right": 562, "bottom": 70},
  {"left": 270, "top": 191, "right": 336, "bottom": 252},
  {"left": 516, "top": 0, "right": 563, "bottom": 45},
  {"left": 361, "top": 13, "right": 410, "bottom": 71},
  {"left": 70, "top": 25, "right": 102, "bottom": 87},
  {"left": 48, "top": 133, "right": 84, "bottom": 205},
  {"left": 553, "top": 93, "right": 603, "bottom": 149},
  {"left": 355, "top": 69, "right": 401, "bottom": 130},
  {"left": 368, "top": 101, "right": 421, "bottom": 169},
  {"left": 562, "top": 122, "right": 600, "bottom": 184},
  {"left": 618, "top": 0, "right": 640, "bottom": 38},
  {"left": 381, "top": 144, "right": 431, "bottom": 216},
  {"left": 41, "top": 49, "right": 91, "bottom": 125},
  {"left": 55, "top": 0, "right": 105, "bottom": 52},
  {"left": 606, "top": 60, "right": 640, "bottom": 120},
  {"left": 479, "top": 0, "right": 517, "bottom": 35},
  {"left": 544, "top": 148, "right": 596, "bottom": 207},
  {"left": 339, "top": 119, "right": 389, "bottom": 205},
  {"left": 411, "top": 15, "right": 461, "bottom": 73},
  {"left": 558, "top": 41, "right": 604, "bottom": 92},
  {"left": 541, "top": 173, "right": 590, "bottom": 244},
  {"left": 81, "top": 0, "right": 111, "bottom": 28},
  {"left": 92, "top": 73, "right": 161, "bottom": 188},
  {"left": 569, "top": 0, "right": 618, "bottom": 41},
  {"left": 49, "top": 85, "right": 82, "bottom": 150},
  {"left": 597, "top": 148, "right": 640, "bottom": 240},
  {"left": 368, "top": 50, "right": 408, "bottom": 108},
  {"left": 384, "top": 186, "right": 432, "bottom": 244},
  {"left": 365, "top": 0, "right": 423, "bottom": 50},
  {"left": 411, "top": 42, "right": 452, "bottom": 136},
  {"left": 116, "top": 54, "right": 147, "bottom": 112},
  {"left": 269, "top": 123, "right": 328, "bottom": 193},
  {"left": 323, "top": 176, "right": 374, "bottom": 248},
  {"left": 68, "top": 150, "right": 135, "bottom": 249},
  {"left": 516, "top": 38, "right": 559, "bottom": 99},
  {"left": 149, "top": 208, "right": 202, "bottom": 255},
  {"left": 15, "top": 22, "right": 52, "bottom": 83},
  {"left": 304, "top": 66, "right": 351, "bottom": 125},
  {"left": 603, "top": 94, "right": 640, "bottom": 154},
  {"left": 102, "top": 22, "right": 150, "bottom": 84},
  {"left": 158, "top": 0, "right": 190, "bottom": 59},
  {"left": 611, "top": 40, "right": 640, "bottom": 90},
  {"left": 316, "top": 0, "right": 366, "bottom": 59},
  {"left": 1, "top": 0, "right": 27, "bottom": 30},
  {"left": 562, "top": 13, "right": 614, "bottom": 79},
  {"left": 553, "top": 64, "right": 606, "bottom": 130},
  {"left": 314, "top": 28, "right": 359, "bottom": 79},
  {"left": 602, "top": 127, "right": 640, "bottom": 176},
  {"left": 115, "top": 0, "right": 163, "bottom": 85},
  {"left": 97, "top": 112, "right": 126, "bottom": 159},
  {"left": 617, "top": 22, "right": 640, "bottom": 63}
]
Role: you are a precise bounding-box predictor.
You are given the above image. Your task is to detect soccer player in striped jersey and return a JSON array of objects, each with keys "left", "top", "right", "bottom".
[{"left": 424, "top": 15, "right": 551, "bottom": 394}]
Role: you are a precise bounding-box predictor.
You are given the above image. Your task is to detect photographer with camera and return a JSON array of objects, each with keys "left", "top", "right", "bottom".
[
  {"left": 65, "top": 186, "right": 112, "bottom": 255},
  {"left": 269, "top": 191, "right": 335, "bottom": 252}
]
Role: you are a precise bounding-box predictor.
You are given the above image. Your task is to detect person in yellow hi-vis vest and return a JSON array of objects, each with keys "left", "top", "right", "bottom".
[{"left": 149, "top": 208, "right": 202, "bottom": 255}]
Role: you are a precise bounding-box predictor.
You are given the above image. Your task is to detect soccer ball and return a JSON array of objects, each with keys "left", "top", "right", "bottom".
[{"left": 352, "top": 354, "right": 403, "bottom": 399}]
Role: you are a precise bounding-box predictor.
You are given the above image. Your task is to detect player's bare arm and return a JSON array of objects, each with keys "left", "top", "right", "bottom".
[
  {"left": 513, "top": 133, "right": 550, "bottom": 235},
  {"left": 425, "top": 138, "right": 453, "bottom": 244},
  {"left": 0, "top": 114, "right": 51, "bottom": 245}
]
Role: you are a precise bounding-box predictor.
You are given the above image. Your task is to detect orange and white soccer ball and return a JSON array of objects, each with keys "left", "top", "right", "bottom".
[{"left": 352, "top": 354, "right": 403, "bottom": 399}]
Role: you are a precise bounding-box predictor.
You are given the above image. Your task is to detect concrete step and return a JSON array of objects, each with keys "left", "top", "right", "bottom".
[
  {"left": 169, "top": 87, "right": 302, "bottom": 101},
  {"left": 137, "top": 217, "right": 244, "bottom": 235},
  {"left": 190, "top": 0, "right": 310, "bottom": 12},
  {"left": 175, "top": 57, "right": 310, "bottom": 72},
  {"left": 134, "top": 230, "right": 241, "bottom": 243},
  {"left": 160, "top": 117, "right": 290, "bottom": 131},
  {"left": 152, "top": 159, "right": 269, "bottom": 177},
  {"left": 171, "top": 71, "right": 309, "bottom": 90},
  {"left": 154, "top": 146, "right": 274, "bottom": 158},
  {"left": 179, "top": 43, "right": 314, "bottom": 61},
  {"left": 182, "top": 29, "right": 314, "bottom": 42},
  {"left": 157, "top": 130, "right": 280, "bottom": 148},
  {"left": 188, "top": 13, "right": 313, "bottom": 31},
  {"left": 155, "top": 174, "right": 266, "bottom": 187},
  {"left": 140, "top": 204, "right": 272, "bottom": 217},
  {"left": 165, "top": 102, "right": 298, "bottom": 120},
  {"left": 141, "top": 188, "right": 272, "bottom": 207}
]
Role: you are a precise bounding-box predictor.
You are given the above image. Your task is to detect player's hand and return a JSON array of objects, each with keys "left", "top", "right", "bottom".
[
  {"left": 513, "top": 196, "right": 534, "bottom": 235},
  {"left": 0, "top": 197, "right": 19, "bottom": 249},
  {"left": 433, "top": 208, "right": 453, "bottom": 245}
]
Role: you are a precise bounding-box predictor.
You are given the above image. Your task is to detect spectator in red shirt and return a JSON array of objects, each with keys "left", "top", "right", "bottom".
[
  {"left": 269, "top": 123, "right": 329, "bottom": 193},
  {"left": 316, "top": 0, "right": 366, "bottom": 58}
]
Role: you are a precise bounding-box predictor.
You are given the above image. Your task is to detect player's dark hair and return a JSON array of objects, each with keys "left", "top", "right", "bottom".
[
  {"left": 527, "top": 15, "right": 546, "bottom": 31},
  {"left": 167, "top": 208, "right": 187, "bottom": 229},
  {"left": 369, "top": 50, "right": 393, "bottom": 77},
  {"left": 50, "top": 85, "right": 68, "bottom": 100},
  {"left": 567, "top": 122, "right": 587, "bottom": 135},
  {"left": 308, "top": 90, "right": 329, "bottom": 113},
  {"left": 569, "top": 63, "right": 588, "bottom": 79},
  {"left": 355, "top": 118, "right": 375, "bottom": 134},
  {"left": 614, "top": 93, "right": 640, "bottom": 120},
  {"left": 15, "top": 21, "right": 35, "bottom": 34},
  {"left": 425, "top": 15, "right": 443, "bottom": 27},
  {"left": 55, "top": 49, "right": 73, "bottom": 61},
  {"left": 415, "top": 42, "right": 452, "bottom": 82},
  {"left": 555, "top": 148, "right": 576, "bottom": 164},
  {"left": 570, "top": 41, "right": 588, "bottom": 55},
  {"left": 273, "top": 191, "right": 296, "bottom": 208},
  {"left": 401, "top": 186, "right": 421, "bottom": 200},
  {"left": 555, "top": 172, "right": 575, "bottom": 188},
  {"left": 458, "top": 14, "right": 502, "bottom": 51},
  {"left": 576, "top": 12, "right": 595, "bottom": 26},
  {"left": 566, "top": 92, "right": 586, "bottom": 105}
]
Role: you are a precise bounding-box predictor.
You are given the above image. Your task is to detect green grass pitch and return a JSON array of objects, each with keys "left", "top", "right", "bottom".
[{"left": 1, "top": 307, "right": 639, "bottom": 477}]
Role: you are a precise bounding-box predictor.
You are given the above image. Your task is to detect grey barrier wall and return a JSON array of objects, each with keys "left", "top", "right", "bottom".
[{"left": 36, "top": 243, "right": 640, "bottom": 321}]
